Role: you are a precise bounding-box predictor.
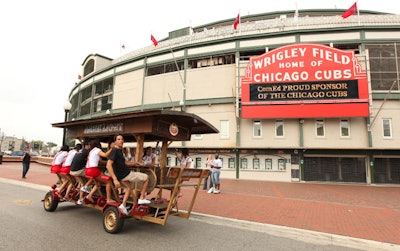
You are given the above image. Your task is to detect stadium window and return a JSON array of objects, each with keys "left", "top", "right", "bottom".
[
  {"left": 240, "top": 158, "right": 247, "bottom": 169},
  {"left": 79, "top": 85, "right": 93, "bottom": 116},
  {"left": 253, "top": 158, "right": 260, "bottom": 169},
  {"left": 253, "top": 121, "right": 262, "bottom": 137},
  {"left": 70, "top": 94, "right": 79, "bottom": 119},
  {"left": 275, "top": 120, "right": 284, "bottom": 137},
  {"left": 188, "top": 53, "right": 235, "bottom": 69},
  {"left": 340, "top": 119, "right": 350, "bottom": 137},
  {"left": 316, "top": 120, "right": 325, "bottom": 137},
  {"left": 80, "top": 85, "right": 93, "bottom": 103},
  {"left": 265, "top": 158, "right": 272, "bottom": 170},
  {"left": 91, "top": 78, "right": 113, "bottom": 113},
  {"left": 228, "top": 158, "right": 235, "bottom": 168},
  {"left": 147, "top": 60, "right": 184, "bottom": 76},
  {"left": 220, "top": 120, "right": 229, "bottom": 139},
  {"left": 278, "top": 159, "right": 286, "bottom": 170},
  {"left": 383, "top": 119, "right": 392, "bottom": 138},
  {"left": 83, "top": 59, "right": 95, "bottom": 77},
  {"left": 195, "top": 157, "right": 202, "bottom": 168},
  {"left": 366, "top": 43, "right": 399, "bottom": 91},
  {"left": 80, "top": 102, "right": 91, "bottom": 116},
  {"left": 94, "top": 78, "right": 113, "bottom": 96},
  {"left": 95, "top": 99, "right": 102, "bottom": 112},
  {"left": 93, "top": 96, "right": 111, "bottom": 113},
  {"left": 147, "top": 64, "right": 164, "bottom": 76}
]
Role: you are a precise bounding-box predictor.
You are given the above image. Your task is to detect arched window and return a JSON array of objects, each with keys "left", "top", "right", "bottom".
[{"left": 83, "top": 59, "right": 95, "bottom": 77}]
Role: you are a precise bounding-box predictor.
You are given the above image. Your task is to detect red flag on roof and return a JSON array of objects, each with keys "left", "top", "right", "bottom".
[
  {"left": 233, "top": 13, "right": 240, "bottom": 30},
  {"left": 342, "top": 2, "right": 358, "bottom": 19},
  {"left": 151, "top": 34, "right": 158, "bottom": 46}
]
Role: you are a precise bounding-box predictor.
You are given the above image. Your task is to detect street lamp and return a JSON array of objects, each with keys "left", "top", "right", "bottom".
[{"left": 62, "top": 101, "right": 72, "bottom": 146}]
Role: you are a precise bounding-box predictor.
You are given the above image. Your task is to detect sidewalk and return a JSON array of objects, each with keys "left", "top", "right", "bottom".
[{"left": 1, "top": 162, "right": 399, "bottom": 247}]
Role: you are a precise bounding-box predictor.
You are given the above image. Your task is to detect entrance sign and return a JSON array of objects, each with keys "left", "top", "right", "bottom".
[
  {"left": 241, "top": 43, "right": 369, "bottom": 118},
  {"left": 84, "top": 123, "right": 123, "bottom": 134}
]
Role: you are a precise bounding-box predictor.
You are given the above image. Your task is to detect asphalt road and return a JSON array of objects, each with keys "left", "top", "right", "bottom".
[{"left": 0, "top": 180, "right": 369, "bottom": 251}]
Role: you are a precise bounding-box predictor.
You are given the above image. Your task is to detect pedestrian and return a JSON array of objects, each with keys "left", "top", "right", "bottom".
[
  {"left": 175, "top": 148, "right": 194, "bottom": 197},
  {"left": 123, "top": 147, "right": 131, "bottom": 161},
  {"left": 21, "top": 150, "right": 31, "bottom": 178},
  {"left": 142, "top": 146, "right": 156, "bottom": 165},
  {"left": 106, "top": 135, "right": 151, "bottom": 215},
  {"left": 129, "top": 148, "right": 136, "bottom": 162},
  {"left": 175, "top": 148, "right": 193, "bottom": 168},
  {"left": 209, "top": 153, "right": 222, "bottom": 194},
  {"left": 203, "top": 154, "right": 213, "bottom": 190}
]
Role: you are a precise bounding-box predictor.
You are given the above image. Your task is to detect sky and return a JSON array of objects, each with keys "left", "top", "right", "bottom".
[{"left": 0, "top": 0, "right": 398, "bottom": 146}]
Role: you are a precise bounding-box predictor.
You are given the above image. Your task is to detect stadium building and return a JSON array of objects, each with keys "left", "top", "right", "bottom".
[{"left": 62, "top": 9, "right": 400, "bottom": 184}]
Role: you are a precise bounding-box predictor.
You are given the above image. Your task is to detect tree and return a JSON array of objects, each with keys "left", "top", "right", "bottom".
[
  {"left": 46, "top": 142, "right": 57, "bottom": 148},
  {"left": 32, "top": 140, "right": 44, "bottom": 150}
]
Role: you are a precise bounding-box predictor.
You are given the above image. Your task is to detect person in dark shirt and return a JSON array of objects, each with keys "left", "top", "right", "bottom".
[
  {"left": 66, "top": 143, "right": 89, "bottom": 200},
  {"left": 21, "top": 150, "right": 31, "bottom": 178},
  {"left": 70, "top": 143, "right": 89, "bottom": 175},
  {"left": 106, "top": 135, "right": 151, "bottom": 215}
]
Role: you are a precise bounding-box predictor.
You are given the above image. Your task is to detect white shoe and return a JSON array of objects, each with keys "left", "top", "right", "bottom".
[
  {"left": 138, "top": 199, "right": 151, "bottom": 204},
  {"left": 80, "top": 186, "right": 91, "bottom": 193},
  {"left": 207, "top": 187, "right": 214, "bottom": 194},
  {"left": 119, "top": 204, "right": 129, "bottom": 215},
  {"left": 213, "top": 189, "right": 220, "bottom": 194},
  {"left": 77, "top": 199, "right": 84, "bottom": 205}
]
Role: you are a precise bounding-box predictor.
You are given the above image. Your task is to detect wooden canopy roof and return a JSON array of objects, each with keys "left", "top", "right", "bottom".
[{"left": 52, "top": 109, "right": 219, "bottom": 143}]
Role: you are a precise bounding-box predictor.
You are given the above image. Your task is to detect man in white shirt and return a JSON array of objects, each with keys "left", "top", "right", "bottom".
[{"left": 208, "top": 154, "right": 222, "bottom": 194}]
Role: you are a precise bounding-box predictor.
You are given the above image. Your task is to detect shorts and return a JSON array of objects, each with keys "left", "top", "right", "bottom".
[
  {"left": 50, "top": 165, "right": 61, "bottom": 174},
  {"left": 70, "top": 169, "right": 85, "bottom": 177},
  {"left": 121, "top": 171, "right": 148, "bottom": 189},
  {"left": 60, "top": 166, "right": 71, "bottom": 174},
  {"left": 85, "top": 167, "right": 101, "bottom": 178},
  {"left": 211, "top": 171, "right": 220, "bottom": 185}
]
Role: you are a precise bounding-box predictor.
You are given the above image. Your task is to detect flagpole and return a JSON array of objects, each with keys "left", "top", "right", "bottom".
[
  {"left": 357, "top": 1, "right": 360, "bottom": 25},
  {"left": 151, "top": 33, "right": 186, "bottom": 111},
  {"left": 368, "top": 80, "right": 396, "bottom": 131},
  {"left": 168, "top": 45, "right": 186, "bottom": 111},
  {"left": 120, "top": 42, "right": 125, "bottom": 57},
  {"left": 189, "top": 20, "right": 193, "bottom": 43},
  {"left": 294, "top": 2, "right": 299, "bottom": 28},
  {"left": 238, "top": 10, "right": 241, "bottom": 34}
]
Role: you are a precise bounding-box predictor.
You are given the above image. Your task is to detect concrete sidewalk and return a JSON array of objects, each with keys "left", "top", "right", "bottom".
[{"left": 1, "top": 162, "right": 399, "bottom": 249}]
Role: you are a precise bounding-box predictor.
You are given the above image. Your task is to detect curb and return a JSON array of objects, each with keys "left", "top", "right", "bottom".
[{"left": 189, "top": 213, "right": 400, "bottom": 251}]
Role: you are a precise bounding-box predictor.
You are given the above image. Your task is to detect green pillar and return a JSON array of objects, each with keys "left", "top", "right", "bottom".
[
  {"left": 235, "top": 149, "right": 240, "bottom": 179},
  {"left": 370, "top": 155, "right": 375, "bottom": 183},
  {"left": 299, "top": 119, "right": 304, "bottom": 181},
  {"left": 299, "top": 150, "right": 304, "bottom": 181},
  {"left": 299, "top": 119, "right": 304, "bottom": 147}
]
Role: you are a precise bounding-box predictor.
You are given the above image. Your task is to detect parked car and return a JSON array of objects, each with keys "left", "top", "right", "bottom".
[{"left": 11, "top": 150, "right": 24, "bottom": 156}]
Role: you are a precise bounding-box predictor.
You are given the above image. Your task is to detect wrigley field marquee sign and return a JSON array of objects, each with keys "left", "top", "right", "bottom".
[{"left": 241, "top": 43, "right": 369, "bottom": 118}]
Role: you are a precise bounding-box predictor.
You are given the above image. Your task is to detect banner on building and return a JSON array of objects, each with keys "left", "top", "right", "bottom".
[{"left": 241, "top": 43, "right": 369, "bottom": 118}]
